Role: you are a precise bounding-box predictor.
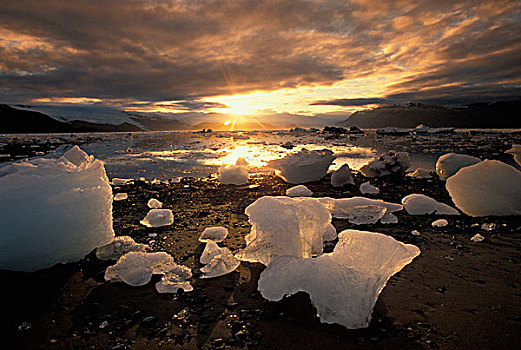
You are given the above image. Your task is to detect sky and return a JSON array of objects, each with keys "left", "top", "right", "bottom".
[{"left": 1, "top": 0, "right": 520, "bottom": 120}]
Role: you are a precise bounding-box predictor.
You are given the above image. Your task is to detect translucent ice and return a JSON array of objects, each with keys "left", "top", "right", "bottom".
[
  {"left": 318, "top": 197, "right": 402, "bottom": 224},
  {"left": 470, "top": 233, "right": 485, "bottom": 242},
  {"left": 200, "top": 240, "right": 228, "bottom": 264},
  {"left": 330, "top": 164, "right": 354, "bottom": 187},
  {"left": 258, "top": 229, "right": 421, "bottom": 329},
  {"left": 435, "top": 153, "right": 481, "bottom": 180},
  {"left": 114, "top": 193, "right": 128, "bottom": 201},
  {"left": 147, "top": 198, "right": 162, "bottom": 209},
  {"left": 322, "top": 223, "right": 338, "bottom": 241},
  {"left": 140, "top": 209, "right": 174, "bottom": 227},
  {"left": 0, "top": 146, "right": 114, "bottom": 271},
  {"left": 200, "top": 251, "right": 240, "bottom": 279},
  {"left": 235, "top": 196, "right": 331, "bottom": 266},
  {"left": 217, "top": 165, "right": 249, "bottom": 185},
  {"left": 96, "top": 236, "right": 148, "bottom": 260},
  {"left": 155, "top": 265, "right": 193, "bottom": 293},
  {"left": 235, "top": 157, "right": 249, "bottom": 166},
  {"left": 268, "top": 148, "right": 335, "bottom": 184},
  {"left": 432, "top": 219, "right": 448, "bottom": 227},
  {"left": 359, "top": 151, "right": 411, "bottom": 178},
  {"left": 111, "top": 178, "right": 133, "bottom": 185},
  {"left": 199, "top": 226, "right": 229, "bottom": 243},
  {"left": 359, "top": 181, "right": 379, "bottom": 194},
  {"left": 286, "top": 185, "right": 313, "bottom": 197},
  {"left": 105, "top": 252, "right": 176, "bottom": 286},
  {"left": 446, "top": 160, "right": 521, "bottom": 216},
  {"left": 402, "top": 194, "right": 459, "bottom": 215},
  {"left": 406, "top": 168, "right": 432, "bottom": 179},
  {"left": 505, "top": 145, "right": 521, "bottom": 167}
]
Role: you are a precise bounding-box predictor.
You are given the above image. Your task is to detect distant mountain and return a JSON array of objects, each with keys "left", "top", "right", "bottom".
[{"left": 338, "top": 101, "right": 521, "bottom": 128}]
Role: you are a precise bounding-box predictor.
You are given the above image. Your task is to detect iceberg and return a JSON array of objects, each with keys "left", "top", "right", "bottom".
[
  {"left": 96, "top": 236, "right": 148, "bottom": 260},
  {"left": 445, "top": 160, "right": 521, "bottom": 216},
  {"left": 198, "top": 226, "right": 229, "bottom": 243},
  {"left": 359, "top": 181, "right": 379, "bottom": 194},
  {"left": 286, "top": 185, "right": 313, "bottom": 197},
  {"left": 267, "top": 149, "right": 335, "bottom": 184},
  {"left": 435, "top": 153, "right": 481, "bottom": 180},
  {"left": 217, "top": 165, "right": 249, "bottom": 185},
  {"left": 147, "top": 198, "right": 163, "bottom": 209},
  {"left": 0, "top": 146, "right": 114, "bottom": 272},
  {"left": 330, "top": 164, "right": 354, "bottom": 187},
  {"left": 140, "top": 209, "right": 174, "bottom": 227},
  {"left": 258, "top": 229, "right": 420, "bottom": 329},
  {"left": 402, "top": 194, "right": 459, "bottom": 215},
  {"left": 235, "top": 196, "right": 331, "bottom": 266},
  {"left": 359, "top": 151, "right": 411, "bottom": 178}
]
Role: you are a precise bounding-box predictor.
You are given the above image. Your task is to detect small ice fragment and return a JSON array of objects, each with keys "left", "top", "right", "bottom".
[
  {"left": 286, "top": 185, "right": 313, "bottom": 197},
  {"left": 471, "top": 234, "right": 485, "bottom": 242},
  {"left": 112, "top": 178, "right": 133, "bottom": 185},
  {"left": 505, "top": 144, "right": 521, "bottom": 166},
  {"left": 200, "top": 240, "right": 228, "bottom": 264},
  {"left": 96, "top": 236, "right": 148, "bottom": 260},
  {"left": 105, "top": 252, "right": 176, "bottom": 286},
  {"left": 402, "top": 194, "right": 459, "bottom": 215},
  {"left": 432, "top": 219, "right": 448, "bottom": 227},
  {"left": 435, "top": 153, "right": 481, "bottom": 180},
  {"left": 147, "top": 198, "right": 163, "bottom": 209},
  {"left": 481, "top": 223, "right": 496, "bottom": 231},
  {"left": 155, "top": 265, "right": 193, "bottom": 293},
  {"left": 380, "top": 212, "right": 398, "bottom": 224},
  {"left": 148, "top": 233, "right": 157, "bottom": 238},
  {"left": 281, "top": 141, "right": 295, "bottom": 149},
  {"left": 406, "top": 168, "right": 432, "bottom": 179},
  {"left": 18, "top": 322, "right": 31, "bottom": 331},
  {"left": 323, "top": 223, "right": 337, "bottom": 241},
  {"left": 359, "top": 181, "right": 379, "bottom": 194},
  {"left": 318, "top": 197, "right": 402, "bottom": 221},
  {"left": 348, "top": 205, "right": 387, "bottom": 225},
  {"left": 172, "top": 309, "right": 190, "bottom": 320},
  {"left": 151, "top": 178, "right": 161, "bottom": 185},
  {"left": 200, "top": 252, "right": 240, "bottom": 278},
  {"left": 99, "top": 320, "right": 109, "bottom": 329},
  {"left": 140, "top": 209, "right": 174, "bottom": 227},
  {"left": 411, "top": 230, "right": 421, "bottom": 236},
  {"left": 217, "top": 165, "right": 249, "bottom": 185},
  {"left": 114, "top": 193, "right": 128, "bottom": 201},
  {"left": 199, "top": 226, "right": 229, "bottom": 243},
  {"left": 359, "top": 151, "right": 411, "bottom": 178},
  {"left": 235, "top": 157, "right": 249, "bottom": 166},
  {"left": 268, "top": 148, "right": 335, "bottom": 184},
  {"left": 331, "top": 164, "right": 354, "bottom": 187}
]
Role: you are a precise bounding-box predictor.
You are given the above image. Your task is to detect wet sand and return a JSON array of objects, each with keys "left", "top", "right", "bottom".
[{"left": 2, "top": 171, "right": 521, "bottom": 350}]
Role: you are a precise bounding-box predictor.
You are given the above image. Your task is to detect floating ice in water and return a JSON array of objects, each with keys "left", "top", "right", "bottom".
[
  {"left": 359, "top": 151, "right": 411, "bottom": 178},
  {"left": 506, "top": 145, "right": 521, "bottom": 166},
  {"left": 359, "top": 181, "right": 379, "bottom": 194},
  {"left": 435, "top": 153, "right": 481, "bottom": 180},
  {"left": 258, "top": 229, "right": 420, "bottom": 329},
  {"left": 406, "top": 168, "right": 432, "bottom": 179},
  {"left": 217, "top": 165, "right": 249, "bottom": 185},
  {"left": 268, "top": 148, "right": 335, "bottom": 184},
  {"left": 402, "top": 194, "right": 459, "bottom": 215},
  {"left": 0, "top": 146, "right": 114, "bottom": 271},
  {"left": 147, "top": 198, "right": 163, "bottom": 209},
  {"left": 323, "top": 223, "right": 337, "bottom": 241},
  {"left": 114, "top": 193, "right": 128, "bottom": 201},
  {"left": 446, "top": 160, "right": 521, "bottom": 216},
  {"left": 236, "top": 196, "right": 331, "bottom": 266},
  {"left": 96, "top": 236, "right": 148, "bottom": 260},
  {"left": 432, "top": 219, "right": 448, "bottom": 227},
  {"left": 111, "top": 178, "right": 133, "bottom": 185},
  {"left": 105, "top": 252, "right": 176, "bottom": 286},
  {"left": 330, "top": 164, "right": 354, "bottom": 187},
  {"left": 376, "top": 127, "right": 409, "bottom": 135},
  {"left": 481, "top": 223, "right": 496, "bottom": 231},
  {"left": 471, "top": 233, "right": 485, "bottom": 242},
  {"left": 200, "top": 250, "right": 240, "bottom": 279},
  {"left": 140, "top": 209, "right": 174, "bottom": 227},
  {"left": 318, "top": 197, "right": 402, "bottom": 224},
  {"left": 286, "top": 185, "right": 313, "bottom": 197},
  {"left": 156, "top": 265, "right": 193, "bottom": 293},
  {"left": 199, "top": 226, "right": 229, "bottom": 243}
]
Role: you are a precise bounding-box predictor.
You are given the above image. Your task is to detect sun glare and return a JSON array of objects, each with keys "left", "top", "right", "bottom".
[{"left": 224, "top": 120, "right": 231, "bottom": 126}]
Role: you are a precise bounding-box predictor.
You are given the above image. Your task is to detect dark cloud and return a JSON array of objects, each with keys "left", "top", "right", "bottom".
[
  {"left": 0, "top": 0, "right": 519, "bottom": 108},
  {"left": 310, "top": 98, "right": 389, "bottom": 106}
]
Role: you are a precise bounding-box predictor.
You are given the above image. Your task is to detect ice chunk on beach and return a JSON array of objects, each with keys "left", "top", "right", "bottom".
[
  {"left": 330, "top": 164, "right": 354, "bottom": 187},
  {"left": 359, "top": 151, "right": 411, "bottom": 178},
  {"left": 402, "top": 194, "right": 459, "bottom": 215},
  {"left": 147, "top": 198, "right": 162, "bottom": 209},
  {"left": 111, "top": 178, "right": 133, "bottom": 185},
  {"left": 236, "top": 196, "right": 331, "bottom": 266},
  {"left": 446, "top": 160, "right": 521, "bottom": 216},
  {"left": 217, "top": 165, "right": 249, "bottom": 185},
  {"left": 156, "top": 265, "right": 193, "bottom": 293},
  {"left": 406, "top": 168, "right": 432, "bottom": 179},
  {"left": 199, "top": 226, "right": 229, "bottom": 243},
  {"left": 200, "top": 251, "right": 240, "bottom": 279},
  {"left": 105, "top": 252, "right": 176, "bottom": 286},
  {"left": 470, "top": 233, "right": 485, "bottom": 242},
  {"left": 506, "top": 145, "right": 521, "bottom": 166},
  {"left": 435, "top": 153, "right": 481, "bottom": 180},
  {"left": 318, "top": 197, "right": 402, "bottom": 224},
  {"left": 359, "top": 181, "right": 379, "bottom": 194},
  {"left": 140, "top": 209, "right": 174, "bottom": 227},
  {"left": 200, "top": 240, "right": 228, "bottom": 264},
  {"left": 235, "top": 157, "right": 249, "bottom": 166},
  {"left": 0, "top": 146, "right": 114, "bottom": 272},
  {"left": 96, "top": 236, "right": 148, "bottom": 260},
  {"left": 432, "top": 219, "right": 448, "bottom": 227},
  {"left": 258, "top": 229, "right": 420, "bottom": 329},
  {"left": 268, "top": 148, "right": 335, "bottom": 184},
  {"left": 286, "top": 185, "right": 313, "bottom": 197},
  {"left": 114, "top": 193, "right": 128, "bottom": 201},
  {"left": 380, "top": 212, "right": 398, "bottom": 224},
  {"left": 323, "top": 223, "right": 337, "bottom": 241}
]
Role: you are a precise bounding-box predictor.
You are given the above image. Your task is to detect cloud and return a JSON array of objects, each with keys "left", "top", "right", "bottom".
[{"left": 310, "top": 98, "right": 389, "bottom": 107}]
